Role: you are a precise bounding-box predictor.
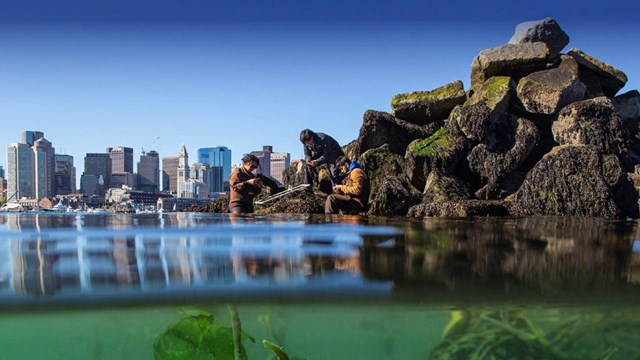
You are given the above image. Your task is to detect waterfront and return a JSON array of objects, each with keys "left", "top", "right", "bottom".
[{"left": 0, "top": 212, "right": 639, "bottom": 359}]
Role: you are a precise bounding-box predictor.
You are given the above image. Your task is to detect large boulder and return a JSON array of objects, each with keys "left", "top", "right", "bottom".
[
  {"left": 422, "top": 170, "right": 470, "bottom": 202},
  {"left": 355, "top": 110, "right": 434, "bottom": 157},
  {"left": 470, "top": 42, "right": 549, "bottom": 89},
  {"left": 508, "top": 17, "right": 570, "bottom": 58},
  {"left": 367, "top": 176, "right": 421, "bottom": 216},
  {"left": 568, "top": 48, "right": 628, "bottom": 97},
  {"left": 407, "top": 200, "right": 510, "bottom": 217},
  {"left": 466, "top": 76, "right": 516, "bottom": 115},
  {"left": 613, "top": 90, "right": 640, "bottom": 136},
  {"left": 516, "top": 55, "right": 586, "bottom": 115},
  {"left": 510, "top": 145, "right": 638, "bottom": 218},
  {"left": 551, "top": 97, "right": 629, "bottom": 159},
  {"left": 360, "top": 144, "right": 406, "bottom": 197},
  {"left": 450, "top": 103, "right": 493, "bottom": 144},
  {"left": 404, "top": 126, "right": 469, "bottom": 192},
  {"left": 342, "top": 139, "right": 359, "bottom": 161},
  {"left": 391, "top": 81, "right": 466, "bottom": 125},
  {"left": 467, "top": 115, "right": 540, "bottom": 199}
]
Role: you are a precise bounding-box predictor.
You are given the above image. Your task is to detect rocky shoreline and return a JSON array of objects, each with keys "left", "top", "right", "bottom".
[{"left": 197, "top": 18, "right": 640, "bottom": 219}]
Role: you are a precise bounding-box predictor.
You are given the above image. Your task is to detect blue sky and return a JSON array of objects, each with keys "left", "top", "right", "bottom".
[{"left": 0, "top": 0, "right": 638, "bottom": 186}]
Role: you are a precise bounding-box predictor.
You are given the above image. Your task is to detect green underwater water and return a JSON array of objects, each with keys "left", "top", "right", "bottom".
[{"left": 1, "top": 302, "right": 639, "bottom": 360}]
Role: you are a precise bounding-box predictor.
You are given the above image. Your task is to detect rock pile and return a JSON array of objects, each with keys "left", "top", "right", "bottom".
[{"left": 282, "top": 17, "right": 639, "bottom": 219}]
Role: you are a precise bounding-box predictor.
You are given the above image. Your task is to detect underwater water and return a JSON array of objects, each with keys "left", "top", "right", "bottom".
[{"left": 0, "top": 213, "right": 639, "bottom": 359}]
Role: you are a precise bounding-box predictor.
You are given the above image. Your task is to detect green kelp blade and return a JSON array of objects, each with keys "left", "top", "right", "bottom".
[
  {"left": 263, "top": 339, "right": 290, "bottom": 360},
  {"left": 206, "top": 324, "right": 249, "bottom": 360}
]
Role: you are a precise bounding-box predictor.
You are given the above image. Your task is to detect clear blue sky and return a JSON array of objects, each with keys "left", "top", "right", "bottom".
[{"left": 0, "top": 0, "right": 638, "bottom": 187}]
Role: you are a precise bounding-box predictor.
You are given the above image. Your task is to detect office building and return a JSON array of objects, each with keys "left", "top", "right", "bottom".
[
  {"left": 198, "top": 146, "right": 231, "bottom": 193},
  {"left": 270, "top": 152, "right": 290, "bottom": 185},
  {"left": 162, "top": 156, "right": 179, "bottom": 194},
  {"left": 21, "top": 131, "right": 44, "bottom": 146},
  {"left": 177, "top": 145, "right": 190, "bottom": 198},
  {"left": 33, "top": 137, "right": 56, "bottom": 198},
  {"left": 0, "top": 178, "right": 6, "bottom": 202},
  {"left": 110, "top": 172, "right": 136, "bottom": 189},
  {"left": 190, "top": 162, "right": 212, "bottom": 197},
  {"left": 250, "top": 146, "right": 272, "bottom": 178},
  {"left": 108, "top": 146, "right": 134, "bottom": 173},
  {"left": 0, "top": 165, "right": 4, "bottom": 179},
  {"left": 81, "top": 153, "right": 111, "bottom": 196},
  {"left": 55, "top": 154, "right": 76, "bottom": 196},
  {"left": 6, "top": 143, "right": 34, "bottom": 202},
  {"left": 138, "top": 150, "right": 160, "bottom": 193}
]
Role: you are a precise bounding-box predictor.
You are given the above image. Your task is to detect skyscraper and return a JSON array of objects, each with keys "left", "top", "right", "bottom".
[
  {"left": 162, "top": 156, "right": 179, "bottom": 194},
  {"left": 55, "top": 154, "right": 76, "bottom": 195},
  {"left": 250, "top": 146, "right": 272, "bottom": 178},
  {"left": 0, "top": 165, "right": 4, "bottom": 179},
  {"left": 138, "top": 150, "right": 160, "bottom": 193},
  {"left": 6, "top": 143, "right": 34, "bottom": 202},
  {"left": 270, "top": 152, "right": 291, "bottom": 185},
  {"left": 177, "top": 145, "right": 189, "bottom": 198},
  {"left": 197, "top": 146, "right": 231, "bottom": 193},
  {"left": 108, "top": 146, "right": 134, "bottom": 173},
  {"left": 190, "top": 162, "right": 212, "bottom": 197},
  {"left": 21, "top": 131, "right": 44, "bottom": 146},
  {"left": 81, "top": 153, "right": 111, "bottom": 196},
  {"left": 33, "top": 137, "right": 55, "bottom": 198}
]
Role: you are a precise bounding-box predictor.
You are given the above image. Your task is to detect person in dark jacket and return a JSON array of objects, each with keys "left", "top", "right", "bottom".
[
  {"left": 300, "top": 129, "right": 345, "bottom": 189},
  {"left": 325, "top": 156, "right": 370, "bottom": 214},
  {"left": 228, "top": 154, "right": 283, "bottom": 214}
]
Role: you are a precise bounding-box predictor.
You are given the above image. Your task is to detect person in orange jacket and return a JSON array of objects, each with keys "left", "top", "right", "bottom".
[{"left": 325, "top": 156, "right": 370, "bottom": 214}]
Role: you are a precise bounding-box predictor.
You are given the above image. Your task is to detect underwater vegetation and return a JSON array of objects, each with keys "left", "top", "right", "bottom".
[
  {"left": 154, "top": 305, "right": 304, "bottom": 360},
  {"left": 430, "top": 308, "right": 640, "bottom": 360}
]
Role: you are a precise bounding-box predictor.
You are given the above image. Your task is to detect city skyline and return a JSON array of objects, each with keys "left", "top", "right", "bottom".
[{"left": 0, "top": 1, "right": 639, "bottom": 180}]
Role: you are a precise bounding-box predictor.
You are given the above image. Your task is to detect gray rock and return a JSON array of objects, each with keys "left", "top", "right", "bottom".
[
  {"left": 511, "top": 145, "right": 637, "bottom": 218},
  {"left": 342, "top": 139, "right": 359, "bottom": 161},
  {"left": 467, "top": 115, "right": 540, "bottom": 199},
  {"left": 450, "top": 103, "right": 493, "bottom": 144},
  {"left": 391, "top": 80, "right": 466, "bottom": 125},
  {"left": 568, "top": 48, "right": 628, "bottom": 97},
  {"left": 466, "top": 76, "right": 516, "bottom": 115},
  {"left": 613, "top": 90, "right": 640, "bottom": 136},
  {"left": 471, "top": 42, "right": 549, "bottom": 89},
  {"left": 423, "top": 170, "right": 470, "bottom": 201},
  {"left": 355, "top": 110, "right": 434, "bottom": 157},
  {"left": 551, "top": 97, "right": 629, "bottom": 158},
  {"left": 508, "top": 17, "right": 570, "bottom": 58},
  {"left": 516, "top": 55, "right": 586, "bottom": 115}
]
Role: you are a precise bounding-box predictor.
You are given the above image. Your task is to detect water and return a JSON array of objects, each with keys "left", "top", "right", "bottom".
[{"left": 0, "top": 212, "right": 639, "bottom": 359}]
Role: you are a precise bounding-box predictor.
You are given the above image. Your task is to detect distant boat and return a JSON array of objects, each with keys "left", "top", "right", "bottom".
[
  {"left": 51, "top": 203, "right": 68, "bottom": 212},
  {"left": 0, "top": 203, "right": 25, "bottom": 212}
]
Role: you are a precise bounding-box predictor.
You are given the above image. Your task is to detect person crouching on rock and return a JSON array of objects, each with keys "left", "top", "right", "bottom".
[
  {"left": 300, "top": 128, "right": 345, "bottom": 193},
  {"left": 325, "top": 156, "right": 370, "bottom": 215},
  {"left": 228, "top": 154, "right": 264, "bottom": 214}
]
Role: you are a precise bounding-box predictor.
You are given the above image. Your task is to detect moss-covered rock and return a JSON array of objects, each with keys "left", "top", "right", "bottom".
[
  {"left": 516, "top": 55, "right": 586, "bottom": 115},
  {"left": 256, "top": 191, "right": 326, "bottom": 214},
  {"left": 391, "top": 81, "right": 466, "bottom": 125},
  {"left": 354, "top": 110, "right": 433, "bottom": 158},
  {"left": 367, "top": 176, "right": 421, "bottom": 216},
  {"left": 423, "top": 170, "right": 470, "bottom": 202},
  {"left": 470, "top": 42, "right": 549, "bottom": 89},
  {"left": 450, "top": 103, "right": 493, "bottom": 144},
  {"left": 407, "top": 200, "right": 510, "bottom": 217},
  {"left": 360, "top": 144, "right": 406, "bottom": 197},
  {"left": 511, "top": 145, "right": 638, "bottom": 218},
  {"left": 551, "top": 97, "right": 629, "bottom": 160},
  {"left": 466, "top": 76, "right": 515, "bottom": 115}
]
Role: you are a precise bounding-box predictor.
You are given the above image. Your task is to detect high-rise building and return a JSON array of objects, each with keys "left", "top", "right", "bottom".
[
  {"left": 138, "top": 150, "right": 160, "bottom": 193},
  {"left": 270, "top": 152, "right": 290, "bottom": 185},
  {"left": 7, "top": 143, "right": 34, "bottom": 202},
  {"left": 250, "top": 146, "right": 273, "bottom": 178},
  {"left": 21, "top": 131, "right": 44, "bottom": 146},
  {"left": 55, "top": 154, "right": 76, "bottom": 195},
  {"left": 33, "top": 137, "right": 55, "bottom": 198},
  {"left": 197, "top": 146, "right": 231, "bottom": 193},
  {"left": 177, "top": 145, "right": 190, "bottom": 198},
  {"left": 162, "top": 156, "right": 179, "bottom": 194},
  {"left": 110, "top": 172, "right": 136, "bottom": 189},
  {"left": 0, "top": 178, "right": 6, "bottom": 203},
  {"left": 108, "top": 146, "right": 134, "bottom": 173},
  {"left": 81, "top": 153, "right": 111, "bottom": 196},
  {"left": 0, "top": 165, "right": 4, "bottom": 179},
  {"left": 190, "top": 162, "right": 212, "bottom": 197}
]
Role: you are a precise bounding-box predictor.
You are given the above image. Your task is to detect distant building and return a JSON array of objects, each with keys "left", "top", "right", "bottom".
[
  {"left": 157, "top": 197, "right": 211, "bottom": 212},
  {"left": 110, "top": 172, "right": 136, "bottom": 189},
  {"left": 177, "top": 145, "right": 190, "bottom": 198},
  {"left": 198, "top": 146, "right": 231, "bottom": 192},
  {"left": 108, "top": 146, "right": 134, "bottom": 173},
  {"left": 21, "top": 131, "right": 44, "bottom": 146},
  {"left": 162, "top": 156, "right": 179, "bottom": 194},
  {"left": 6, "top": 142, "right": 34, "bottom": 202},
  {"left": 81, "top": 153, "right": 111, "bottom": 196},
  {"left": 270, "top": 152, "right": 290, "bottom": 185},
  {"left": 55, "top": 154, "right": 76, "bottom": 196},
  {"left": 33, "top": 137, "right": 56, "bottom": 199},
  {"left": 0, "top": 165, "right": 4, "bottom": 179},
  {"left": 250, "top": 146, "right": 272, "bottom": 177},
  {"left": 0, "top": 178, "right": 6, "bottom": 202},
  {"left": 138, "top": 150, "right": 160, "bottom": 193},
  {"left": 190, "top": 162, "right": 212, "bottom": 197}
]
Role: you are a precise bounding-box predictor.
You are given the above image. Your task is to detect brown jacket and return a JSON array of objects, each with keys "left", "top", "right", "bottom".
[
  {"left": 229, "top": 167, "right": 262, "bottom": 212},
  {"left": 334, "top": 167, "right": 370, "bottom": 207}
]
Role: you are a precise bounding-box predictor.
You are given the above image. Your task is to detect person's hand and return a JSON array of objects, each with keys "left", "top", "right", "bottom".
[
  {"left": 333, "top": 185, "right": 343, "bottom": 194},
  {"left": 308, "top": 160, "right": 317, "bottom": 167},
  {"left": 248, "top": 178, "right": 262, "bottom": 186}
]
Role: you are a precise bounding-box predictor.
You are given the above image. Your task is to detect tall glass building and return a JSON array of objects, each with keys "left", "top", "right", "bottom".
[{"left": 197, "top": 147, "right": 231, "bottom": 192}]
